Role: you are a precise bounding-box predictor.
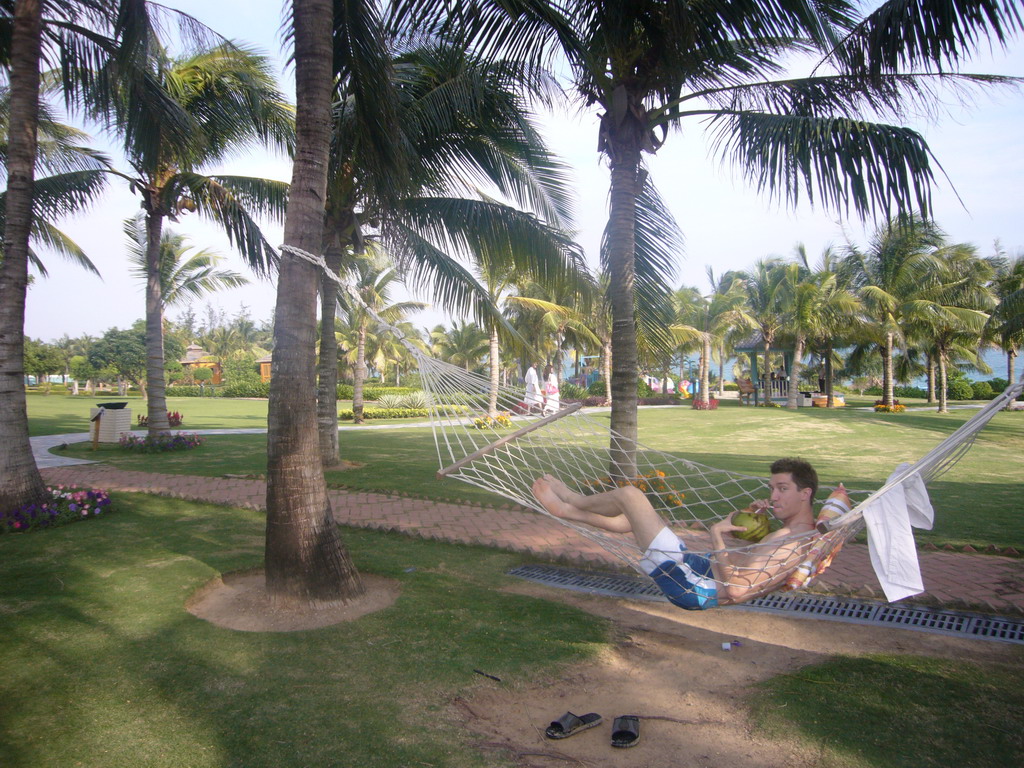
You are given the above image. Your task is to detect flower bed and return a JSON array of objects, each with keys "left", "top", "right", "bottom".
[
  {"left": 119, "top": 432, "right": 204, "bottom": 452},
  {"left": 1, "top": 486, "right": 112, "bottom": 534},
  {"left": 137, "top": 411, "right": 184, "bottom": 427},
  {"left": 691, "top": 398, "right": 719, "bottom": 410},
  {"left": 473, "top": 412, "right": 513, "bottom": 429},
  {"left": 873, "top": 399, "right": 906, "bottom": 413}
]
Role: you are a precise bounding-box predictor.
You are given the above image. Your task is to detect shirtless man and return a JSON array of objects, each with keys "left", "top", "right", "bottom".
[{"left": 531, "top": 458, "right": 819, "bottom": 610}]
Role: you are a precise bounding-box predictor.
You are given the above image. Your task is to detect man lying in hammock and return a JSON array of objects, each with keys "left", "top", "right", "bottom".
[{"left": 532, "top": 457, "right": 819, "bottom": 610}]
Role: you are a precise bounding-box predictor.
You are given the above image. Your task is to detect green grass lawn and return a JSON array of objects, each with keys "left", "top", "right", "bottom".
[
  {"left": 52, "top": 399, "right": 1024, "bottom": 550},
  {"left": 2, "top": 493, "right": 1021, "bottom": 768},
  {"left": 0, "top": 493, "right": 606, "bottom": 768}
]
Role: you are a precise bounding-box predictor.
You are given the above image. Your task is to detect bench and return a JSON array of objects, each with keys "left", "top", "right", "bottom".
[{"left": 736, "top": 377, "right": 757, "bottom": 405}]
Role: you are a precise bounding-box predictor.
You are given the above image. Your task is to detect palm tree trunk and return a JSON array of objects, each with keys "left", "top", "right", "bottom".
[
  {"left": 487, "top": 324, "right": 499, "bottom": 418},
  {"left": 762, "top": 339, "right": 771, "bottom": 406},
  {"left": 700, "top": 335, "right": 712, "bottom": 405},
  {"left": 606, "top": 141, "right": 642, "bottom": 479},
  {"left": 825, "top": 347, "right": 836, "bottom": 407},
  {"left": 316, "top": 250, "right": 343, "bottom": 466},
  {"left": 938, "top": 353, "right": 948, "bottom": 413},
  {"left": 786, "top": 336, "right": 804, "bottom": 409},
  {"left": 926, "top": 353, "right": 936, "bottom": 403},
  {"left": 602, "top": 339, "right": 612, "bottom": 403},
  {"left": 717, "top": 343, "right": 725, "bottom": 397},
  {"left": 0, "top": 0, "right": 46, "bottom": 513},
  {"left": 353, "top": 323, "right": 367, "bottom": 424},
  {"left": 883, "top": 332, "right": 895, "bottom": 408},
  {"left": 144, "top": 212, "right": 171, "bottom": 435},
  {"left": 265, "top": 0, "right": 361, "bottom": 607}
]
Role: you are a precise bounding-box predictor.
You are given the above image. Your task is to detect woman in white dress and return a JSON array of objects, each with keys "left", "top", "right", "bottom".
[{"left": 543, "top": 364, "right": 560, "bottom": 414}]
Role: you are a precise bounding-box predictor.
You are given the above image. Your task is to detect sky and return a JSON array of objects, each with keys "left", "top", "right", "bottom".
[{"left": 22, "top": 0, "right": 1024, "bottom": 344}]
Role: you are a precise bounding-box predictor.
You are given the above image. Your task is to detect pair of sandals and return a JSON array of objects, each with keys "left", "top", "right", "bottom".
[{"left": 544, "top": 711, "right": 640, "bottom": 748}]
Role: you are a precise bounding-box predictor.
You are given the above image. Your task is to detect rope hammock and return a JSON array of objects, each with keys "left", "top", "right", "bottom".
[{"left": 284, "top": 245, "right": 1024, "bottom": 606}]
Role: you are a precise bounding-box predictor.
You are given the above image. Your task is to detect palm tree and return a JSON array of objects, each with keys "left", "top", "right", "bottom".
[
  {"left": 84, "top": 37, "right": 292, "bottom": 437},
  {"left": 913, "top": 244, "right": 995, "bottom": 413},
  {"left": 340, "top": 255, "right": 425, "bottom": 424},
  {"left": 431, "top": 320, "right": 490, "bottom": 372},
  {"left": 313, "top": 38, "right": 580, "bottom": 462},
  {"left": 987, "top": 246, "right": 1024, "bottom": 394},
  {"left": 841, "top": 215, "right": 949, "bottom": 408},
  {"left": 737, "top": 258, "right": 789, "bottom": 405},
  {"left": 264, "top": 0, "right": 372, "bottom": 606},
  {"left": 392, "top": 0, "right": 1023, "bottom": 474},
  {"left": 125, "top": 210, "right": 247, "bottom": 313}
]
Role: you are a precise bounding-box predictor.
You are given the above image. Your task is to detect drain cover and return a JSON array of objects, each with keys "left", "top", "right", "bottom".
[{"left": 508, "top": 563, "right": 1024, "bottom": 644}]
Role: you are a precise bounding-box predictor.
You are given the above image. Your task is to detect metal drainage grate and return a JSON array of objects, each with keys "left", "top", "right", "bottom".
[{"left": 508, "top": 563, "right": 1024, "bottom": 644}]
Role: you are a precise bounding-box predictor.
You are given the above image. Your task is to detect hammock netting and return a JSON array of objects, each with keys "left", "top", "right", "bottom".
[{"left": 285, "top": 245, "right": 1024, "bottom": 602}]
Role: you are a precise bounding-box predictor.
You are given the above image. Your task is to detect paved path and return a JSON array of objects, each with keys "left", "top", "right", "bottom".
[{"left": 33, "top": 433, "right": 1024, "bottom": 615}]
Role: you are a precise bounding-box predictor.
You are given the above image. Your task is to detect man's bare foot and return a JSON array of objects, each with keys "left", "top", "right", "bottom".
[
  {"left": 532, "top": 477, "right": 573, "bottom": 519},
  {"left": 542, "top": 474, "right": 581, "bottom": 504}
]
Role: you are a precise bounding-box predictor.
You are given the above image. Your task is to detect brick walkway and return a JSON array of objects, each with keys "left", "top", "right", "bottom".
[{"left": 41, "top": 463, "right": 1024, "bottom": 615}]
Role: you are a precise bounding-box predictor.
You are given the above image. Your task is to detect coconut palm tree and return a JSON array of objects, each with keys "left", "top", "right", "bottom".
[
  {"left": 841, "top": 215, "right": 949, "bottom": 408},
  {"left": 431, "top": 320, "right": 490, "bottom": 372},
  {"left": 987, "top": 246, "right": 1024, "bottom": 395},
  {"left": 391, "top": 0, "right": 1023, "bottom": 474},
  {"left": 125, "top": 211, "right": 247, "bottom": 310},
  {"left": 313, "top": 38, "right": 581, "bottom": 463},
  {"left": 737, "top": 258, "right": 789, "bottom": 405},
  {"left": 83, "top": 37, "right": 292, "bottom": 436},
  {"left": 339, "top": 254, "right": 425, "bottom": 424}
]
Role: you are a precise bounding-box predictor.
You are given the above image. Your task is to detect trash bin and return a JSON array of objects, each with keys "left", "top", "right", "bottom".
[{"left": 90, "top": 405, "right": 133, "bottom": 442}]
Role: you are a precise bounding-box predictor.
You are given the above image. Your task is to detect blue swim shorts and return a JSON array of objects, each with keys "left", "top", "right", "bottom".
[{"left": 640, "top": 527, "right": 719, "bottom": 611}]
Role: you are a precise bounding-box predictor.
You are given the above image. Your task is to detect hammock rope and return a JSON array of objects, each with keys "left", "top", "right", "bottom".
[{"left": 282, "top": 244, "right": 1024, "bottom": 601}]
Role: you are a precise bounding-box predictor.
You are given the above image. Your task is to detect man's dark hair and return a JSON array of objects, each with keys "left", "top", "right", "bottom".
[{"left": 770, "top": 457, "right": 818, "bottom": 498}]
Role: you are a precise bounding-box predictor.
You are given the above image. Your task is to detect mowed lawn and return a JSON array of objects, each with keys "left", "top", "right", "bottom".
[{"left": 31, "top": 393, "right": 1024, "bottom": 549}]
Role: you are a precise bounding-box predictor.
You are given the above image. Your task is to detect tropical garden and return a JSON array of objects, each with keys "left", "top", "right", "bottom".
[{"left": 3, "top": 2, "right": 1024, "bottom": 766}]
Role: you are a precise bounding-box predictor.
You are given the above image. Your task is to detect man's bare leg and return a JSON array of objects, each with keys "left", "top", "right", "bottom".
[{"left": 532, "top": 476, "right": 667, "bottom": 549}]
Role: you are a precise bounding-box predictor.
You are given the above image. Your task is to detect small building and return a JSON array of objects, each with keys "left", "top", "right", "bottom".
[
  {"left": 180, "top": 344, "right": 223, "bottom": 385},
  {"left": 256, "top": 354, "right": 272, "bottom": 383}
]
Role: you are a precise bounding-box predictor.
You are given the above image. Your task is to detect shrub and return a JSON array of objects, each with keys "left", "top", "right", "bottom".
[
  {"left": 473, "top": 412, "right": 513, "bottom": 429},
  {"left": 948, "top": 378, "right": 975, "bottom": 401},
  {"left": 874, "top": 403, "right": 906, "bottom": 413},
  {"left": 137, "top": 411, "right": 184, "bottom": 427},
  {"left": 1, "top": 486, "right": 112, "bottom": 534},
  {"left": 637, "top": 378, "right": 654, "bottom": 397},
  {"left": 399, "top": 391, "right": 428, "bottom": 408},
  {"left": 586, "top": 379, "right": 607, "bottom": 396},
  {"left": 577, "top": 396, "right": 609, "bottom": 406},
  {"left": 219, "top": 381, "right": 270, "bottom": 398},
  {"left": 374, "top": 394, "right": 406, "bottom": 409},
  {"left": 988, "top": 378, "right": 1008, "bottom": 394},
  {"left": 560, "top": 381, "right": 587, "bottom": 400},
  {"left": 863, "top": 385, "right": 883, "bottom": 396},
  {"left": 119, "top": 432, "right": 204, "bottom": 453},
  {"left": 338, "top": 405, "right": 468, "bottom": 421},
  {"left": 723, "top": 381, "right": 739, "bottom": 391},
  {"left": 166, "top": 385, "right": 205, "bottom": 397},
  {"left": 637, "top": 395, "right": 679, "bottom": 405},
  {"left": 971, "top": 380, "right": 995, "bottom": 400}
]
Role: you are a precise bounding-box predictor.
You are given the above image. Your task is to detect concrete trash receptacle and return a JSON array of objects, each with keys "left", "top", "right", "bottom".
[{"left": 90, "top": 407, "right": 133, "bottom": 442}]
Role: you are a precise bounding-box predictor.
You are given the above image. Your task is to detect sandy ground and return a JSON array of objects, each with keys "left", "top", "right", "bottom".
[{"left": 187, "top": 576, "right": 1021, "bottom": 767}]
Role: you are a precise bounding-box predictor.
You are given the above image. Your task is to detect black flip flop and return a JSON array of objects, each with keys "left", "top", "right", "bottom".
[
  {"left": 611, "top": 715, "right": 640, "bottom": 748},
  {"left": 544, "top": 711, "right": 602, "bottom": 740}
]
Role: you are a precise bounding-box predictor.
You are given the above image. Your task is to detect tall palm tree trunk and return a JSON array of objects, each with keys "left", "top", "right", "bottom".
[
  {"left": 144, "top": 211, "right": 170, "bottom": 434},
  {"left": 265, "top": 0, "right": 361, "bottom": 606},
  {"left": 825, "top": 347, "right": 836, "bottom": 408},
  {"left": 316, "top": 250, "right": 343, "bottom": 466},
  {"left": 606, "top": 143, "right": 641, "bottom": 479},
  {"left": 762, "top": 340, "right": 771, "bottom": 406},
  {"left": 602, "top": 339, "right": 612, "bottom": 402},
  {"left": 0, "top": 0, "right": 46, "bottom": 513},
  {"left": 926, "top": 353, "right": 936, "bottom": 403},
  {"left": 487, "top": 325, "right": 499, "bottom": 418},
  {"left": 353, "top": 323, "right": 367, "bottom": 424},
  {"left": 786, "top": 335, "right": 804, "bottom": 409},
  {"left": 937, "top": 354, "right": 949, "bottom": 413},
  {"left": 883, "top": 332, "right": 895, "bottom": 407},
  {"left": 699, "top": 335, "right": 712, "bottom": 406}
]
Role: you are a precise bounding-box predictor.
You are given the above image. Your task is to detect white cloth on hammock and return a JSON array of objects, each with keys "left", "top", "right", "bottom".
[{"left": 863, "top": 463, "right": 935, "bottom": 602}]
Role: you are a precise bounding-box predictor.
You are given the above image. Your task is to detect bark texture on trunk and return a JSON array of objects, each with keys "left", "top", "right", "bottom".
[
  {"left": 144, "top": 212, "right": 170, "bottom": 435},
  {"left": 316, "top": 250, "right": 343, "bottom": 466},
  {"left": 882, "top": 332, "right": 895, "bottom": 408},
  {"left": 352, "top": 323, "right": 366, "bottom": 423},
  {"left": 786, "top": 336, "right": 804, "bottom": 409},
  {"left": 0, "top": 0, "right": 46, "bottom": 513},
  {"left": 937, "top": 353, "right": 948, "bottom": 413},
  {"left": 606, "top": 143, "right": 641, "bottom": 479},
  {"left": 265, "top": 0, "right": 362, "bottom": 606},
  {"left": 487, "top": 325, "right": 499, "bottom": 418}
]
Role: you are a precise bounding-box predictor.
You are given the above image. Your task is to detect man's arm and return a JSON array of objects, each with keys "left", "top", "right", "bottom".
[{"left": 709, "top": 514, "right": 805, "bottom": 604}]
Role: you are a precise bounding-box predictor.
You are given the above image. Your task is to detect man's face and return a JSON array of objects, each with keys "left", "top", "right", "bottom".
[{"left": 767, "top": 472, "right": 812, "bottom": 520}]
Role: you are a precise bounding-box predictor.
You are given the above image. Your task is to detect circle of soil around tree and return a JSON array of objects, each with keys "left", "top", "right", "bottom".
[{"left": 186, "top": 570, "right": 400, "bottom": 632}]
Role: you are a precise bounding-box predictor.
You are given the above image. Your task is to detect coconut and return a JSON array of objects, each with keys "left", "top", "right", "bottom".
[{"left": 731, "top": 510, "right": 771, "bottom": 542}]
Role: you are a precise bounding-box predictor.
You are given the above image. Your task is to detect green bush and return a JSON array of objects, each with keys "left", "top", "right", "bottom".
[
  {"left": 863, "top": 385, "right": 883, "bottom": 396},
  {"left": 637, "top": 378, "right": 654, "bottom": 397},
  {"left": 971, "top": 380, "right": 994, "bottom": 400},
  {"left": 587, "top": 379, "right": 607, "bottom": 396},
  {"left": 165, "top": 385, "right": 205, "bottom": 397},
  {"left": 948, "top": 378, "right": 975, "bottom": 400},
  {"left": 338, "top": 404, "right": 468, "bottom": 421},
  {"left": 723, "top": 381, "right": 739, "bottom": 391},
  {"left": 219, "top": 380, "right": 270, "bottom": 398},
  {"left": 560, "top": 381, "right": 586, "bottom": 399},
  {"left": 894, "top": 385, "right": 927, "bottom": 399},
  {"left": 988, "top": 378, "right": 1008, "bottom": 394}
]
